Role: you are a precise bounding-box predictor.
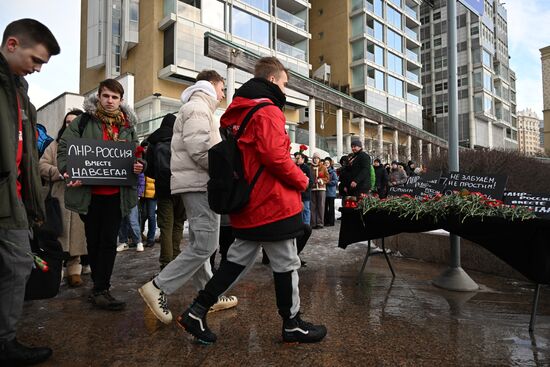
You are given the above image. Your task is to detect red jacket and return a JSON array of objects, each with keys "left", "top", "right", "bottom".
[{"left": 220, "top": 96, "right": 308, "bottom": 229}]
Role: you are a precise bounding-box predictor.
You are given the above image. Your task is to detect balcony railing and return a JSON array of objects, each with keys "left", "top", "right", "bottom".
[
  {"left": 407, "top": 93, "right": 420, "bottom": 104},
  {"left": 352, "top": 0, "right": 374, "bottom": 12},
  {"left": 406, "top": 70, "right": 419, "bottom": 83},
  {"left": 367, "top": 52, "right": 375, "bottom": 62},
  {"left": 276, "top": 7, "right": 306, "bottom": 30},
  {"left": 277, "top": 39, "right": 306, "bottom": 61},
  {"left": 405, "top": 27, "right": 418, "bottom": 40},
  {"left": 406, "top": 49, "right": 419, "bottom": 62},
  {"left": 405, "top": 5, "right": 417, "bottom": 19}
]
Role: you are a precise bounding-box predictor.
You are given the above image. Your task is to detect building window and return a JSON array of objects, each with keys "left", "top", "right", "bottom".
[
  {"left": 351, "top": 15, "right": 363, "bottom": 37},
  {"left": 240, "top": 0, "right": 269, "bottom": 13},
  {"left": 163, "top": 24, "right": 174, "bottom": 67},
  {"left": 433, "top": 37, "right": 441, "bottom": 47},
  {"left": 388, "top": 0, "right": 401, "bottom": 8},
  {"left": 388, "top": 75, "right": 403, "bottom": 97},
  {"left": 374, "top": 44, "right": 384, "bottom": 66},
  {"left": 374, "top": 0, "right": 383, "bottom": 18},
  {"left": 433, "top": 11, "right": 441, "bottom": 20},
  {"left": 387, "top": 52, "right": 403, "bottom": 75},
  {"left": 387, "top": 5, "right": 402, "bottom": 30},
  {"left": 387, "top": 29, "right": 402, "bottom": 52},
  {"left": 482, "top": 49, "right": 492, "bottom": 67},
  {"left": 374, "top": 19, "right": 384, "bottom": 41},
  {"left": 232, "top": 7, "right": 269, "bottom": 47},
  {"left": 367, "top": 66, "right": 385, "bottom": 91}
]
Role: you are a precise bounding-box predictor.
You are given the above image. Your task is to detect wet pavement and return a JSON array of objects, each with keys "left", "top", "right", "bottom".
[{"left": 18, "top": 222, "right": 550, "bottom": 366}]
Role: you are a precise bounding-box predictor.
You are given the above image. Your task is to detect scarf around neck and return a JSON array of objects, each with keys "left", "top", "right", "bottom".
[{"left": 96, "top": 102, "right": 125, "bottom": 141}]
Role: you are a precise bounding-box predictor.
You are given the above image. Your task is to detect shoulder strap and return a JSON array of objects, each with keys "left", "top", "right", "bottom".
[
  {"left": 235, "top": 102, "right": 272, "bottom": 140},
  {"left": 78, "top": 113, "right": 91, "bottom": 137}
]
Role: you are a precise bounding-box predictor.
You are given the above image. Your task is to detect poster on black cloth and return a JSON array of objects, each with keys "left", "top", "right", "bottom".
[
  {"left": 405, "top": 170, "right": 441, "bottom": 187},
  {"left": 388, "top": 180, "right": 443, "bottom": 199},
  {"left": 67, "top": 139, "right": 137, "bottom": 186},
  {"left": 503, "top": 192, "right": 550, "bottom": 218},
  {"left": 440, "top": 172, "right": 507, "bottom": 200}
]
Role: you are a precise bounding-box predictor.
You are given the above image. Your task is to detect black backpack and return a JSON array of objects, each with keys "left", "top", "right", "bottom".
[{"left": 207, "top": 102, "right": 271, "bottom": 214}]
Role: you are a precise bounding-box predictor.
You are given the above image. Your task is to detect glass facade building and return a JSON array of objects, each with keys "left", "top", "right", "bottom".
[
  {"left": 420, "top": 0, "right": 517, "bottom": 149},
  {"left": 349, "top": 0, "right": 423, "bottom": 128}
]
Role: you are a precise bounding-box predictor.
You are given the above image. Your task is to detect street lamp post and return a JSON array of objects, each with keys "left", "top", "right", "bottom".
[{"left": 432, "top": 0, "right": 479, "bottom": 292}]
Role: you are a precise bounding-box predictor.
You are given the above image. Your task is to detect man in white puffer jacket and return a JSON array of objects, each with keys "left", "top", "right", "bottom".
[{"left": 139, "top": 70, "right": 238, "bottom": 324}]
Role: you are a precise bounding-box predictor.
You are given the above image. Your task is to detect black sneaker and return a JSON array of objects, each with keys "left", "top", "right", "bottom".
[
  {"left": 90, "top": 290, "right": 126, "bottom": 311},
  {"left": 177, "top": 303, "right": 217, "bottom": 344},
  {"left": 282, "top": 314, "right": 327, "bottom": 343},
  {"left": 0, "top": 338, "right": 52, "bottom": 366}
]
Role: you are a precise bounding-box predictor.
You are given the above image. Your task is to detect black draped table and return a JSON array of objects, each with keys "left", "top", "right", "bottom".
[{"left": 338, "top": 208, "right": 550, "bottom": 330}]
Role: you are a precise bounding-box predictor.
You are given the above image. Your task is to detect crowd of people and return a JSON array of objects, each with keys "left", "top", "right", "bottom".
[{"left": 0, "top": 18, "right": 427, "bottom": 365}]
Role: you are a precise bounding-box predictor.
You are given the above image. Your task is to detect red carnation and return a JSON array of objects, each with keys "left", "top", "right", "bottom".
[
  {"left": 299, "top": 144, "right": 308, "bottom": 152},
  {"left": 135, "top": 146, "right": 145, "bottom": 158}
]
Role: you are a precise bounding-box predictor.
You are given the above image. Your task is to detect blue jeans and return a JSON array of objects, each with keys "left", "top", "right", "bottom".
[
  {"left": 118, "top": 205, "right": 141, "bottom": 244},
  {"left": 302, "top": 200, "right": 311, "bottom": 225},
  {"left": 140, "top": 198, "right": 157, "bottom": 244}
]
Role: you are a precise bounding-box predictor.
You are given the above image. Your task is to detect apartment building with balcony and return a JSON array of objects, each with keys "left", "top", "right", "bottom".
[
  {"left": 309, "top": 0, "right": 427, "bottom": 162},
  {"left": 517, "top": 109, "right": 544, "bottom": 156},
  {"left": 80, "top": 0, "right": 311, "bottom": 138},
  {"left": 420, "top": 0, "right": 517, "bottom": 150}
]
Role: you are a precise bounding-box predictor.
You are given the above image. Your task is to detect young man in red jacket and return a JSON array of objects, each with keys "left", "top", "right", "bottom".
[{"left": 178, "top": 57, "right": 327, "bottom": 344}]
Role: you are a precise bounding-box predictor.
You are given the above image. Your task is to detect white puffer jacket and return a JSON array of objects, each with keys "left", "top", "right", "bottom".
[{"left": 170, "top": 84, "right": 221, "bottom": 194}]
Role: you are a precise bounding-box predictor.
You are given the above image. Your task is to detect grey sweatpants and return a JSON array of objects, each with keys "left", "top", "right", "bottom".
[
  {"left": 155, "top": 192, "right": 219, "bottom": 295},
  {"left": 226, "top": 238, "right": 301, "bottom": 318},
  {"left": 0, "top": 229, "right": 33, "bottom": 342}
]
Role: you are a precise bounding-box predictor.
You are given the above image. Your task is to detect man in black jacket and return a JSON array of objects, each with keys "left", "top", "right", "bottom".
[
  {"left": 145, "top": 113, "right": 186, "bottom": 270},
  {"left": 346, "top": 140, "right": 372, "bottom": 197}
]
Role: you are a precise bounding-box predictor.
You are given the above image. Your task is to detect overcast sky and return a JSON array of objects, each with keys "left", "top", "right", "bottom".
[{"left": 0, "top": 0, "right": 548, "bottom": 118}]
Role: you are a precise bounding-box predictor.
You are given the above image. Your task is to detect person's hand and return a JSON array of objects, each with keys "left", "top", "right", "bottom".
[
  {"left": 350, "top": 181, "right": 357, "bottom": 188},
  {"left": 64, "top": 172, "right": 82, "bottom": 187},
  {"left": 134, "top": 161, "right": 144, "bottom": 174}
]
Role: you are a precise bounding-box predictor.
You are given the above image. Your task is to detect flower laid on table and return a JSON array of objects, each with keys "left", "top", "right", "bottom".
[{"left": 358, "top": 190, "right": 536, "bottom": 223}]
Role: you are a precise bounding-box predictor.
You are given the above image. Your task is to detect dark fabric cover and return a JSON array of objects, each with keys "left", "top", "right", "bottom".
[
  {"left": 338, "top": 208, "right": 550, "bottom": 284},
  {"left": 24, "top": 234, "right": 65, "bottom": 300}
]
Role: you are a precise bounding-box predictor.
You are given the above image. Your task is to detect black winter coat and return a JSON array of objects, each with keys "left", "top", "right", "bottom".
[
  {"left": 145, "top": 116, "right": 175, "bottom": 199},
  {"left": 347, "top": 150, "right": 372, "bottom": 196}
]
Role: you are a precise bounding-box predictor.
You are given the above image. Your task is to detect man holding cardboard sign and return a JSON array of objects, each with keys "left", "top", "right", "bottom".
[{"left": 57, "top": 79, "right": 143, "bottom": 311}]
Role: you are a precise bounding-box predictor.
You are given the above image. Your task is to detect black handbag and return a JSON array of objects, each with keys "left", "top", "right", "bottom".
[
  {"left": 24, "top": 233, "right": 65, "bottom": 300},
  {"left": 40, "top": 170, "right": 63, "bottom": 238}
]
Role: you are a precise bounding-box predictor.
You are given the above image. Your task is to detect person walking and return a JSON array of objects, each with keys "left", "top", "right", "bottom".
[
  {"left": 39, "top": 109, "right": 88, "bottom": 287},
  {"left": 0, "top": 18, "right": 59, "bottom": 365},
  {"left": 144, "top": 113, "right": 186, "bottom": 270},
  {"left": 139, "top": 70, "right": 238, "bottom": 324},
  {"left": 177, "top": 57, "right": 327, "bottom": 345},
  {"left": 57, "top": 78, "right": 144, "bottom": 311}
]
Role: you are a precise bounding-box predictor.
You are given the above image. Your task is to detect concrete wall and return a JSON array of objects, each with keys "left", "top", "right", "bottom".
[
  {"left": 37, "top": 93, "right": 85, "bottom": 139},
  {"left": 541, "top": 46, "right": 550, "bottom": 153}
]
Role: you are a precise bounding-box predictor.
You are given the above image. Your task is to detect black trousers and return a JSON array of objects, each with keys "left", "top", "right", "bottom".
[
  {"left": 324, "top": 197, "right": 335, "bottom": 226},
  {"left": 210, "top": 225, "right": 235, "bottom": 270},
  {"left": 80, "top": 194, "right": 122, "bottom": 292}
]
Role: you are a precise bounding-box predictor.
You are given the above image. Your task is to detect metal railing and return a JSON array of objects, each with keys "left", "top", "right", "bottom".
[
  {"left": 405, "top": 27, "right": 418, "bottom": 40},
  {"left": 276, "top": 39, "right": 306, "bottom": 61},
  {"left": 406, "top": 49, "right": 419, "bottom": 62},
  {"left": 276, "top": 7, "right": 306, "bottom": 30},
  {"left": 406, "top": 70, "right": 419, "bottom": 83}
]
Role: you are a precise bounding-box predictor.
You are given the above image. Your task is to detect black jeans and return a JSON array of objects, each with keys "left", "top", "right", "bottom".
[
  {"left": 324, "top": 197, "right": 335, "bottom": 226},
  {"left": 80, "top": 194, "right": 122, "bottom": 292}
]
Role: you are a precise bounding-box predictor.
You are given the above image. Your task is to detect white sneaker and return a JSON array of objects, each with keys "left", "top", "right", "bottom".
[
  {"left": 82, "top": 265, "right": 91, "bottom": 275},
  {"left": 136, "top": 242, "right": 144, "bottom": 252},
  {"left": 138, "top": 281, "right": 172, "bottom": 324},
  {"left": 209, "top": 295, "right": 238, "bottom": 313},
  {"left": 116, "top": 243, "right": 129, "bottom": 252}
]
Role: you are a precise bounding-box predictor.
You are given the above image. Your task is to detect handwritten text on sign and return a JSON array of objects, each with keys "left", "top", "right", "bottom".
[
  {"left": 503, "top": 192, "right": 550, "bottom": 218},
  {"left": 67, "top": 139, "right": 137, "bottom": 186},
  {"left": 441, "top": 172, "right": 507, "bottom": 200}
]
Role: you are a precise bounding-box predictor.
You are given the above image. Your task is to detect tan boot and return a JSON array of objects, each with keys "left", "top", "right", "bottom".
[{"left": 68, "top": 274, "right": 83, "bottom": 287}]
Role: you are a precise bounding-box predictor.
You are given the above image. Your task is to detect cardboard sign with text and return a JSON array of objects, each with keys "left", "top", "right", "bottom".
[
  {"left": 503, "top": 192, "right": 550, "bottom": 219},
  {"left": 67, "top": 139, "right": 137, "bottom": 186},
  {"left": 440, "top": 172, "right": 507, "bottom": 200}
]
